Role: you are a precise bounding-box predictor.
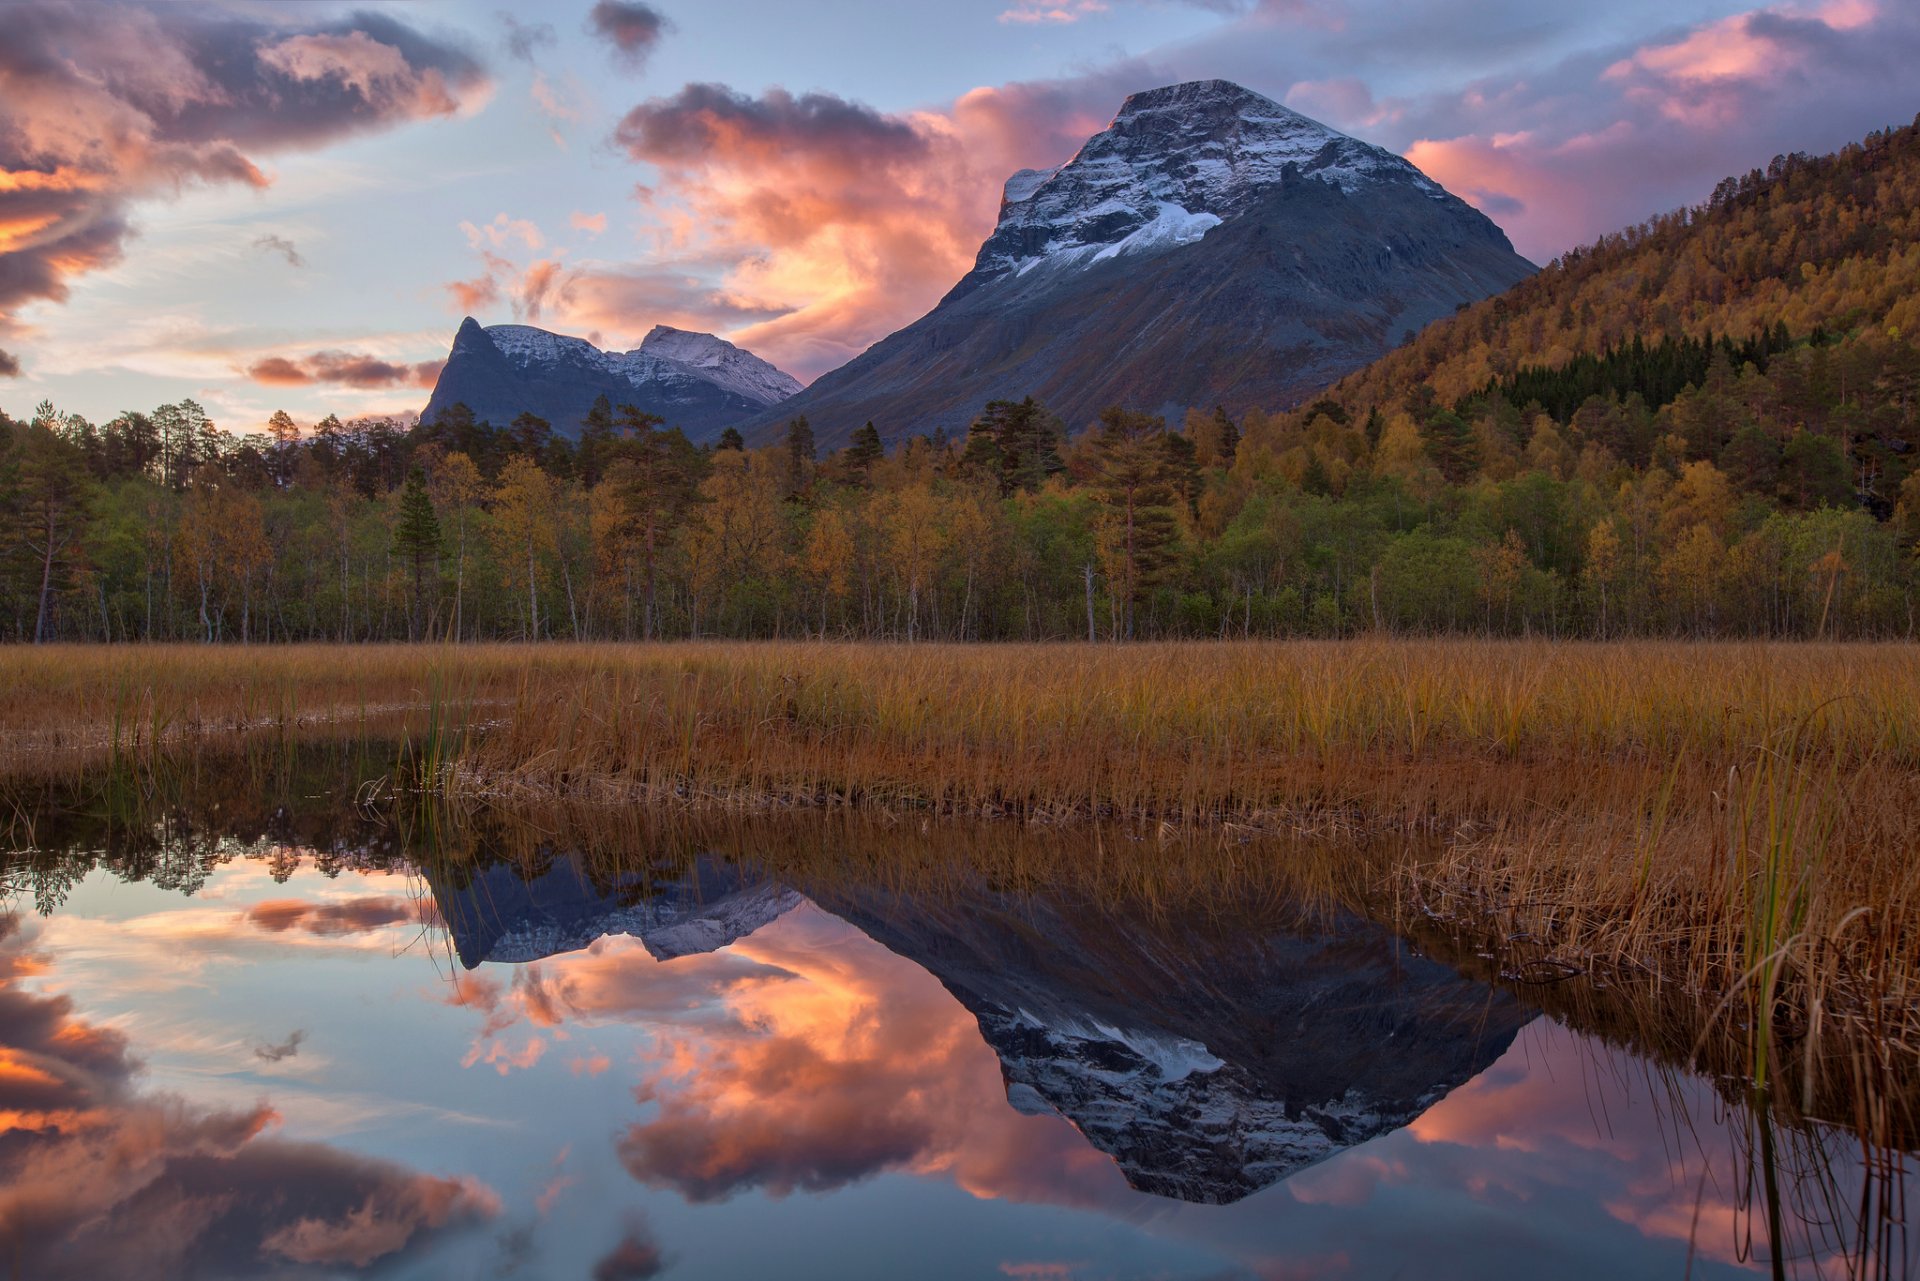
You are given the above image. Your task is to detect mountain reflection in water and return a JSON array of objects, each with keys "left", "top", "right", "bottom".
[
  {"left": 429, "top": 855, "right": 1529, "bottom": 1206},
  {"left": 0, "top": 777, "right": 1912, "bottom": 1280}
]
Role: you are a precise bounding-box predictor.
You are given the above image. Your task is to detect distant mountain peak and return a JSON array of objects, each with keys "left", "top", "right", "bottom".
[{"left": 422, "top": 319, "right": 800, "bottom": 439}]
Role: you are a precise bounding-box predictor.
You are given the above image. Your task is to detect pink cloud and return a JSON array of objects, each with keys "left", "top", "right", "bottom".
[
  {"left": 999, "top": 0, "right": 1112, "bottom": 23},
  {"left": 1388, "top": 0, "right": 1920, "bottom": 260}
]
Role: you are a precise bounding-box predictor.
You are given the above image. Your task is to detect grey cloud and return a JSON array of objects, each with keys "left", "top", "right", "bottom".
[
  {"left": 254, "top": 1029, "right": 306, "bottom": 1062},
  {"left": 252, "top": 234, "right": 305, "bottom": 268},
  {"left": 589, "top": 1, "right": 671, "bottom": 71}
]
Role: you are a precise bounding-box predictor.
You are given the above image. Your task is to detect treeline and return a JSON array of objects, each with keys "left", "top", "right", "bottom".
[{"left": 3, "top": 333, "right": 1918, "bottom": 643}]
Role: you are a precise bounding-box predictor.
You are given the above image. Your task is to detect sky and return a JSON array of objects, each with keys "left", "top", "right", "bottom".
[{"left": 2, "top": 0, "right": 1917, "bottom": 434}]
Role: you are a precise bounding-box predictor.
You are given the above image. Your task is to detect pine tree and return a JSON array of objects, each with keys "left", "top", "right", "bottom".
[
  {"left": 845, "top": 422, "right": 884, "bottom": 486},
  {"left": 392, "top": 466, "right": 442, "bottom": 641},
  {"left": 785, "top": 415, "right": 816, "bottom": 498},
  {"left": 716, "top": 427, "right": 745, "bottom": 452},
  {"left": 577, "top": 394, "right": 616, "bottom": 487},
  {"left": 11, "top": 422, "right": 93, "bottom": 643}
]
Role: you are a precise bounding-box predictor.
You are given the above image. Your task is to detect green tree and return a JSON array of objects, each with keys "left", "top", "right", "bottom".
[
  {"left": 392, "top": 466, "right": 443, "bottom": 641},
  {"left": 11, "top": 422, "right": 94, "bottom": 642},
  {"left": 844, "top": 422, "right": 885, "bottom": 486}
]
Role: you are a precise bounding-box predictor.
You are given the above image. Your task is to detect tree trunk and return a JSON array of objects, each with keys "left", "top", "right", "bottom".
[
  {"left": 32, "top": 516, "right": 56, "bottom": 644},
  {"left": 1083, "top": 562, "right": 1096, "bottom": 643}
]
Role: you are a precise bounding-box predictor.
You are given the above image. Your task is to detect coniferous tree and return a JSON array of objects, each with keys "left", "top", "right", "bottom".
[
  {"left": 784, "top": 415, "right": 816, "bottom": 498},
  {"left": 844, "top": 422, "right": 885, "bottom": 486},
  {"left": 716, "top": 427, "right": 745, "bottom": 452},
  {"left": 10, "top": 422, "right": 93, "bottom": 642},
  {"left": 392, "top": 466, "right": 442, "bottom": 641}
]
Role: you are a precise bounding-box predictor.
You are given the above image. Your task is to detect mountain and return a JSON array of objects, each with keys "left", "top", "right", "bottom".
[
  {"left": 740, "top": 79, "right": 1535, "bottom": 451},
  {"left": 423, "top": 855, "right": 801, "bottom": 968},
  {"left": 816, "top": 879, "right": 1530, "bottom": 1204},
  {"left": 422, "top": 319, "right": 803, "bottom": 439}
]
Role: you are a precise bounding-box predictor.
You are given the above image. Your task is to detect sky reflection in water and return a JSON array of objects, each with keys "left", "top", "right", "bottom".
[{"left": 0, "top": 845, "right": 1908, "bottom": 1281}]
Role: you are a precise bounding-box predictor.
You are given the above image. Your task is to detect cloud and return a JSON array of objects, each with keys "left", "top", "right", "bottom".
[
  {"left": 1362, "top": 0, "right": 1920, "bottom": 260},
  {"left": 593, "top": 1215, "right": 668, "bottom": 1281},
  {"left": 500, "top": 15, "right": 556, "bottom": 63},
  {"left": 571, "top": 211, "right": 609, "bottom": 235},
  {"left": 999, "top": 0, "right": 1112, "bottom": 23},
  {"left": 589, "top": 1, "right": 672, "bottom": 72},
  {"left": 448, "top": 273, "right": 503, "bottom": 314},
  {"left": 600, "top": 907, "right": 1123, "bottom": 1207},
  {"left": 0, "top": 915, "right": 498, "bottom": 1279},
  {"left": 245, "top": 353, "right": 444, "bottom": 391},
  {"left": 251, "top": 234, "right": 305, "bottom": 268},
  {"left": 0, "top": 2, "right": 488, "bottom": 375},
  {"left": 254, "top": 1029, "right": 307, "bottom": 1062},
  {"left": 593, "top": 72, "right": 1134, "bottom": 377}
]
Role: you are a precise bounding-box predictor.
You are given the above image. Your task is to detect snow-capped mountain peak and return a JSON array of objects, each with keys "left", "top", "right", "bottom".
[{"left": 972, "top": 78, "right": 1436, "bottom": 283}]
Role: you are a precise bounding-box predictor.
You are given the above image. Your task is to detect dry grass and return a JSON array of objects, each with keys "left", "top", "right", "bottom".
[{"left": 2, "top": 638, "right": 1917, "bottom": 1077}]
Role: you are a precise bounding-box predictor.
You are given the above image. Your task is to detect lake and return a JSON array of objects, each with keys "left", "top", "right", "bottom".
[{"left": 0, "top": 751, "right": 1910, "bottom": 1280}]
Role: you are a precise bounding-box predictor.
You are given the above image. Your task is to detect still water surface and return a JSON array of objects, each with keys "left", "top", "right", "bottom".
[{"left": 0, "top": 773, "right": 1910, "bottom": 1280}]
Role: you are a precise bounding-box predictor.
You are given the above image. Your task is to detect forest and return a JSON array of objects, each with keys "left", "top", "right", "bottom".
[{"left": 4, "top": 116, "right": 1920, "bottom": 644}]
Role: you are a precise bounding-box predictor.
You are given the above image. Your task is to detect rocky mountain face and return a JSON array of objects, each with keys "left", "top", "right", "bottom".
[
  {"left": 422, "top": 319, "right": 802, "bottom": 440},
  {"left": 740, "top": 79, "right": 1536, "bottom": 450}
]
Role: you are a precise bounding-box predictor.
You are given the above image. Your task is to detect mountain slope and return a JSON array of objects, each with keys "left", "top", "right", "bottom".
[
  {"left": 740, "top": 79, "right": 1535, "bottom": 451},
  {"left": 423, "top": 319, "right": 802, "bottom": 438},
  {"left": 1328, "top": 115, "right": 1920, "bottom": 414}
]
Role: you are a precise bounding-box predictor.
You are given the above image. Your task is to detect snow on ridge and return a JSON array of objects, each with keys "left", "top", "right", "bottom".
[{"left": 483, "top": 322, "right": 800, "bottom": 407}]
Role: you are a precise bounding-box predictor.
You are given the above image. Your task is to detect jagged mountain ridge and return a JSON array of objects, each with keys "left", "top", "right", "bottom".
[
  {"left": 422, "top": 319, "right": 802, "bottom": 439},
  {"left": 740, "top": 79, "right": 1536, "bottom": 451},
  {"left": 423, "top": 856, "right": 801, "bottom": 968}
]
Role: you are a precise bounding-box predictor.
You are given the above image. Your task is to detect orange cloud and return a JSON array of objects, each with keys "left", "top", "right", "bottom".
[
  {"left": 245, "top": 351, "right": 444, "bottom": 390},
  {"left": 459, "top": 74, "right": 1125, "bottom": 377},
  {"left": 245, "top": 895, "right": 417, "bottom": 934}
]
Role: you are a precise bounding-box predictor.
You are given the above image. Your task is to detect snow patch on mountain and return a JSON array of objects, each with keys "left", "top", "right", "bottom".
[
  {"left": 480, "top": 881, "right": 802, "bottom": 965},
  {"left": 637, "top": 325, "right": 806, "bottom": 404},
  {"left": 979, "top": 1004, "right": 1420, "bottom": 1203}
]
